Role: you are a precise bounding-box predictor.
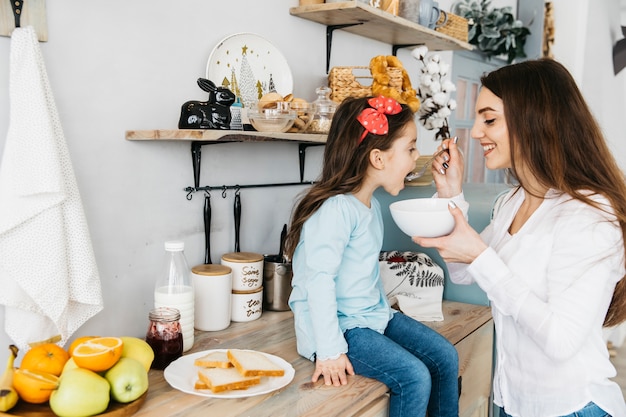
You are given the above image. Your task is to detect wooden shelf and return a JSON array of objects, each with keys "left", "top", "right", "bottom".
[
  {"left": 289, "top": 1, "right": 473, "bottom": 52},
  {"left": 125, "top": 129, "right": 326, "bottom": 193},
  {"left": 125, "top": 129, "right": 327, "bottom": 144}
]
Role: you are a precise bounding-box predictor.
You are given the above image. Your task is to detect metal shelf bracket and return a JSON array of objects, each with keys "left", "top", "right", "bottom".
[
  {"left": 187, "top": 141, "right": 323, "bottom": 200},
  {"left": 326, "top": 23, "right": 364, "bottom": 73}
]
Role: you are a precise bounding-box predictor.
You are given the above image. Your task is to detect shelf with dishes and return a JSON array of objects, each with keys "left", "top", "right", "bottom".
[
  {"left": 125, "top": 129, "right": 326, "bottom": 144},
  {"left": 289, "top": 1, "right": 473, "bottom": 72},
  {"left": 125, "top": 129, "right": 326, "bottom": 197}
]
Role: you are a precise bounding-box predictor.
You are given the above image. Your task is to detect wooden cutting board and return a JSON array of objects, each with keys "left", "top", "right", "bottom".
[{"left": 0, "top": 392, "right": 146, "bottom": 417}]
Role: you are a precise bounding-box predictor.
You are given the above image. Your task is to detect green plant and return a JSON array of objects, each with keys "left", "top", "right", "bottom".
[{"left": 453, "top": 0, "right": 531, "bottom": 64}]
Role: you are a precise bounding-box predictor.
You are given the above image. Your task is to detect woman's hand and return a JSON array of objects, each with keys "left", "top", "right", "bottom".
[
  {"left": 433, "top": 137, "right": 464, "bottom": 198},
  {"left": 413, "top": 201, "right": 487, "bottom": 264},
  {"left": 312, "top": 354, "right": 355, "bottom": 386}
]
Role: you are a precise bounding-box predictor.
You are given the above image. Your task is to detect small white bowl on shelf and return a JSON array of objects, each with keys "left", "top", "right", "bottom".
[
  {"left": 389, "top": 198, "right": 469, "bottom": 238},
  {"left": 247, "top": 108, "right": 297, "bottom": 133}
]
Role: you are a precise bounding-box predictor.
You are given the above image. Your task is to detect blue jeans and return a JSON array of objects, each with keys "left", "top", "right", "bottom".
[
  {"left": 344, "top": 312, "right": 459, "bottom": 417},
  {"left": 499, "top": 402, "right": 611, "bottom": 417}
]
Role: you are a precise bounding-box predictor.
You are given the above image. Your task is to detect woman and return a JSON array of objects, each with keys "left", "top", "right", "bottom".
[{"left": 415, "top": 59, "right": 626, "bottom": 417}]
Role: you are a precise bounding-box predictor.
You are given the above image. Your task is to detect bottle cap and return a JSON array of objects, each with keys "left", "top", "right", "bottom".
[{"left": 165, "top": 241, "right": 185, "bottom": 251}]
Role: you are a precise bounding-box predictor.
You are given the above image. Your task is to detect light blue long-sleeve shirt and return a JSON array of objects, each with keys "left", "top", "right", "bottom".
[{"left": 289, "top": 194, "right": 393, "bottom": 361}]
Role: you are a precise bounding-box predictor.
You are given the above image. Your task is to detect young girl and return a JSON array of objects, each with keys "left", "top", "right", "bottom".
[{"left": 284, "top": 96, "right": 459, "bottom": 417}]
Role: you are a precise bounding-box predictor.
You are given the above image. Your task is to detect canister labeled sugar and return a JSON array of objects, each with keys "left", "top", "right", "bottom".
[{"left": 221, "top": 252, "right": 264, "bottom": 292}]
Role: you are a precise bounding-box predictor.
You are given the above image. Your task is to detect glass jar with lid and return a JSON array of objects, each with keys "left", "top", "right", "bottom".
[
  {"left": 306, "top": 86, "right": 336, "bottom": 134},
  {"left": 145, "top": 307, "right": 183, "bottom": 370}
]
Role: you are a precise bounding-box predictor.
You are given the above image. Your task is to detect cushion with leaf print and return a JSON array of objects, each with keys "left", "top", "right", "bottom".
[{"left": 379, "top": 251, "right": 444, "bottom": 321}]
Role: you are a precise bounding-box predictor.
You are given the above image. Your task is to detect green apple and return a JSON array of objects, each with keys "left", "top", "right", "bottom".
[
  {"left": 50, "top": 368, "right": 110, "bottom": 417},
  {"left": 104, "top": 357, "right": 149, "bottom": 403},
  {"left": 120, "top": 336, "right": 154, "bottom": 371},
  {"left": 61, "top": 357, "right": 79, "bottom": 375}
]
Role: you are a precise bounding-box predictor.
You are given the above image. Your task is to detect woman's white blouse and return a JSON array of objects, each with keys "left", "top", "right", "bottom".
[{"left": 448, "top": 189, "right": 626, "bottom": 417}]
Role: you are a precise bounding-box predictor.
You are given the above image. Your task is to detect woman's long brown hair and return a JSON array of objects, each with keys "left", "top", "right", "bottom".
[
  {"left": 482, "top": 58, "right": 626, "bottom": 327},
  {"left": 284, "top": 96, "right": 415, "bottom": 258}
]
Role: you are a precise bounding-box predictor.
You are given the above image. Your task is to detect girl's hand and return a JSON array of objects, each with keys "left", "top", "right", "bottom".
[
  {"left": 413, "top": 201, "right": 487, "bottom": 263},
  {"left": 312, "top": 354, "right": 355, "bottom": 386},
  {"left": 433, "top": 137, "right": 464, "bottom": 198}
]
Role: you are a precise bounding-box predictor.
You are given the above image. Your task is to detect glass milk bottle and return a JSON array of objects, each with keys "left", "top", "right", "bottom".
[{"left": 154, "top": 241, "right": 194, "bottom": 352}]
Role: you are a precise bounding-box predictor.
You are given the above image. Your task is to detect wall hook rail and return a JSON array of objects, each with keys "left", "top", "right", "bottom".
[
  {"left": 184, "top": 181, "right": 317, "bottom": 200},
  {"left": 1, "top": 0, "right": 48, "bottom": 41},
  {"left": 11, "top": 0, "right": 23, "bottom": 28}
]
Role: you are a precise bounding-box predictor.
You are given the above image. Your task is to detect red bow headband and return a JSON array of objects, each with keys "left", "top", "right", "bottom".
[{"left": 356, "top": 96, "right": 403, "bottom": 143}]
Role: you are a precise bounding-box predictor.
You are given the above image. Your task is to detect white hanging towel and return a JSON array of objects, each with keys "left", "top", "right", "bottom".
[{"left": 0, "top": 26, "right": 103, "bottom": 350}]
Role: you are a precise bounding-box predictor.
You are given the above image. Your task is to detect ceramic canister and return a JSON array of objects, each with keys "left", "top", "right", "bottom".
[
  {"left": 221, "top": 252, "right": 264, "bottom": 292},
  {"left": 191, "top": 264, "right": 233, "bottom": 331},
  {"left": 231, "top": 287, "right": 263, "bottom": 322}
]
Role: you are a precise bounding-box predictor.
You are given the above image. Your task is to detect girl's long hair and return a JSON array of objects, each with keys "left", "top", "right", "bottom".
[
  {"left": 482, "top": 58, "right": 626, "bottom": 327},
  {"left": 284, "top": 96, "right": 415, "bottom": 258}
]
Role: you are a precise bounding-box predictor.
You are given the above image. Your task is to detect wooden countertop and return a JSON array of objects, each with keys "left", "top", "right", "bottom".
[{"left": 136, "top": 301, "right": 491, "bottom": 417}]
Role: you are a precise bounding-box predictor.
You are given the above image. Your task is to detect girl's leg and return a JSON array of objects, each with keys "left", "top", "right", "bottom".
[
  {"left": 345, "top": 326, "right": 431, "bottom": 417},
  {"left": 384, "top": 312, "right": 459, "bottom": 417}
]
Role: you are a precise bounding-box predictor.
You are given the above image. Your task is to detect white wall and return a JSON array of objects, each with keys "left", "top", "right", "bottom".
[
  {"left": 0, "top": 0, "right": 428, "bottom": 365},
  {"left": 550, "top": 0, "right": 626, "bottom": 166},
  {"left": 1, "top": 0, "right": 625, "bottom": 366}
]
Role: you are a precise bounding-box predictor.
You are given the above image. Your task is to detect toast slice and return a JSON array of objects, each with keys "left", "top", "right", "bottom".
[
  {"left": 227, "top": 349, "right": 285, "bottom": 377},
  {"left": 194, "top": 350, "right": 233, "bottom": 368},
  {"left": 194, "top": 379, "right": 209, "bottom": 390},
  {"left": 197, "top": 367, "right": 261, "bottom": 393}
]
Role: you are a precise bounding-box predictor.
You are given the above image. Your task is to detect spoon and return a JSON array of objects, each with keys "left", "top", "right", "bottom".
[{"left": 405, "top": 136, "right": 458, "bottom": 182}]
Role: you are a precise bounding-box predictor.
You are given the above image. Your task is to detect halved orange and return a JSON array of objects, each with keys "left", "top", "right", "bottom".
[
  {"left": 20, "top": 343, "right": 69, "bottom": 377},
  {"left": 13, "top": 368, "right": 59, "bottom": 404},
  {"left": 68, "top": 335, "right": 99, "bottom": 356},
  {"left": 71, "top": 336, "right": 124, "bottom": 372}
]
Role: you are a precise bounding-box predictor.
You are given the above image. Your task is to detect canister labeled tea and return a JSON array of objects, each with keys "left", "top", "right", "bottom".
[
  {"left": 191, "top": 264, "right": 232, "bottom": 331},
  {"left": 231, "top": 287, "right": 263, "bottom": 322},
  {"left": 221, "top": 252, "right": 264, "bottom": 292}
]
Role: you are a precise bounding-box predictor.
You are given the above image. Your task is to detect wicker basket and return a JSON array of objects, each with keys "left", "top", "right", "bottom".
[
  {"left": 328, "top": 66, "right": 403, "bottom": 103},
  {"left": 435, "top": 12, "right": 468, "bottom": 43}
]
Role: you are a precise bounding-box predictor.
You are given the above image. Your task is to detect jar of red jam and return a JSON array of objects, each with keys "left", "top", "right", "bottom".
[{"left": 145, "top": 307, "right": 183, "bottom": 370}]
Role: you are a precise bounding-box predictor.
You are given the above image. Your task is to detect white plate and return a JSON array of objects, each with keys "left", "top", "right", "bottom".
[
  {"left": 206, "top": 33, "right": 293, "bottom": 109},
  {"left": 163, "top": 349, "right": 295, "bottom": 398}
]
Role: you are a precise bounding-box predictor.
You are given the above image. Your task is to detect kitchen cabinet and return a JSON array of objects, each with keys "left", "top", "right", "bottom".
[
  {"left": 289, "top": 1, "right": 473, "bottom": 72},
  {"left": 132, "top": 300, "right": 493, "bottom": 417}
]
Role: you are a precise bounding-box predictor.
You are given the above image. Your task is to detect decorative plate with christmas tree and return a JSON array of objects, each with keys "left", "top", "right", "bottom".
[{"left": 206, "top": 33, "right": 293, "bottom": 109}]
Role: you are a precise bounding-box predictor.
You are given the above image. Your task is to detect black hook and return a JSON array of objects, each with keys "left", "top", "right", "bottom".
[
  {"left": 235, "top": 185, "right": 241, "bottom": 196},
  {"left": 11, "top": 0, "right": 23, "bottom": 28},
  {"left": 222, "top": 185, "right": 227, "bottom": 199}
]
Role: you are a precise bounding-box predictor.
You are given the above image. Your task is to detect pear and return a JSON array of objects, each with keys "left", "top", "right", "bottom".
[
  {"left": 50, "top": 368, "right": 110, "bottom": 417},
  {"left": 120, "top": 336, "right": 154, "bottom": 372}
]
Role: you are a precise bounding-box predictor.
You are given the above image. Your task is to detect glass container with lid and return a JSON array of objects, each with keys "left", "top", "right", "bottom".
[
  {"left": 306, "top": 86, "right": 336, "bottom": 134},
  {"left": 145, "top": 307, "right": 183, "bottom": 370}
]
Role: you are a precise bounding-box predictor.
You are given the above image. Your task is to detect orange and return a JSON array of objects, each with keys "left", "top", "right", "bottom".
[
  {"left": 68, "top": 336, "right": 99, "bottom": 356},
  {"left": 72, "top": 337, "right": 123, "bottom": 372},
  {"left": 20, "top": 343, "right": 70, "bottom": 377},
  {"left": 13, "top": 368, "right": 59, "bottom": 404}
]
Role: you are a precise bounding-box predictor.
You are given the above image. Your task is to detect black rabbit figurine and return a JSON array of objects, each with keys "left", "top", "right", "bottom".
[{"left": 178, "top": 78, "right": 236, "bottom": 129}]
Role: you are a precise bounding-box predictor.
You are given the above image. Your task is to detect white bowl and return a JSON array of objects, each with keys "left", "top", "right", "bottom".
[{"left": 389, "top": 198, "right": 469, "bottom": 237}]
